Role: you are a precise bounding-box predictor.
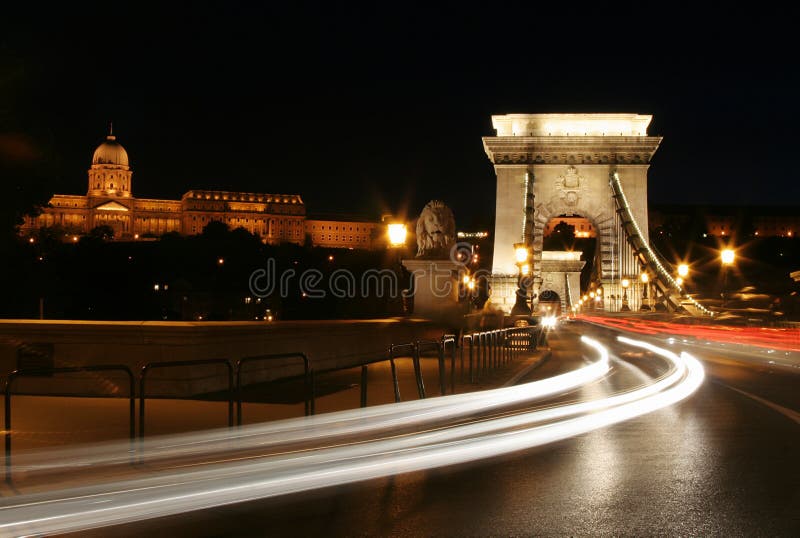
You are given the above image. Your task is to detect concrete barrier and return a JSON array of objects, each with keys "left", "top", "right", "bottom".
[{"left": 0, "top": 318, "right": 444, "bottom": 396}]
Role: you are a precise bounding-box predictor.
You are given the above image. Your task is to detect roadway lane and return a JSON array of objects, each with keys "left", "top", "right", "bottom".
[{"left": 69, "top": 321, "right": 800, "bottom": 537}]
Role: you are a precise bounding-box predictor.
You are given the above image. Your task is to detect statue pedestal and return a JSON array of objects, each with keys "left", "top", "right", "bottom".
[{"left": 401, "top": 259, "right": 467, "bottom": 323}]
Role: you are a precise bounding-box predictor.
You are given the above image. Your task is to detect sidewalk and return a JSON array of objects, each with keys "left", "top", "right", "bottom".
[{"left": 1, "top": 347, "right": 552, "bottom": 453}]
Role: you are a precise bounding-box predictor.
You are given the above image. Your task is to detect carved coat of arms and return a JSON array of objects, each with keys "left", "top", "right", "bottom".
[{"left": 555, "top": 166, "right": 583, "bottom": 206}]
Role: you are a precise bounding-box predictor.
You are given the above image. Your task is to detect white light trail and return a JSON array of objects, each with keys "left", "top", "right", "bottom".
[
  {"left": 0, "top": 338, "right": 704, "bottom": 536},
  {"left": 11, "top": 337, "right": 610, "bottom": 476}
]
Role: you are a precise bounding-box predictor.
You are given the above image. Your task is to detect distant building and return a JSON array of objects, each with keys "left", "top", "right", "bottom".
[
  {"left": 542, "top": 216, "right": 596, "bottom": 238},
  {"left": 649, "top": 205, "right": 799, "bottom": 238},
  {"left": 21, "top": 131, "right": 382, "bottom": 248},
  {"left": 305, "top": 215, "right": 382, "bottom": 249}
]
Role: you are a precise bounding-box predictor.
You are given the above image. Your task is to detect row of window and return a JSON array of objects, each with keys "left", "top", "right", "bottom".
[
  {"left": 310, "top": 224, "right": 375, "bottom": 233},
  {"left": 189, "top": 193, "right": 300, "bottom": 204},
  {"left": 312, "top": 234, "right": 370, "bottom": 244}
]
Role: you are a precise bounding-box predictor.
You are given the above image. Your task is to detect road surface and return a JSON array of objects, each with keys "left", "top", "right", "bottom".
[{"left": 33, "top": 320, "right": 796, "bottom": 537}]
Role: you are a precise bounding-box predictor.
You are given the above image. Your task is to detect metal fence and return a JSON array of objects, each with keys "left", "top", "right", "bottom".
[
  {"left": 1, "top": 325, "right": 543, "bottom": 479},
  {"left": 3, "top": 365, "right": 136, "bottom": 481}
]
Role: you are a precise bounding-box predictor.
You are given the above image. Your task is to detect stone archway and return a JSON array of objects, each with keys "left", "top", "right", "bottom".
[
  {"left": 531, "top": 195, "right": 612, "bottom": 308},
  {"left": 537, "top": 289, "right": 561, "bottom": 316},
  {"left": 539, "top": 251, "right": 585, "bottom": 312}
]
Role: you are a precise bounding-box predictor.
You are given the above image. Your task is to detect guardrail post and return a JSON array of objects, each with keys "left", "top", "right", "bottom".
[
  {"left": 481, "top": 332, "right": 488, "bottom": 373},
  {"left": 436, "top": 342, "right": 445, "bottom": 396},
  {"left": 389, "top": 357, "right": 401, "bottom": 403},
  {"left": 444, "top": 335, "right": 456, "bottom": 394},
  {"left": 4, "top": 378, "right": 12, "bottom": 482},
  {"left": 360, "top": 365, "right": 368, "bottom": 407},
  {"left": 412, "top": 342, "right": 426, "bottom": 399}
]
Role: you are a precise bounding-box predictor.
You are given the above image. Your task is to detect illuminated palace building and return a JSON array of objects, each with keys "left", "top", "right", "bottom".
[{"left": 21, "top": 132, "right": 382, "bottom": 248}]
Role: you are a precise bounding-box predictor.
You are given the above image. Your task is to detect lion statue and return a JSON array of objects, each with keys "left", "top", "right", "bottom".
[{"left": 416, "top": 200, "right": 456, "bottom": 258}]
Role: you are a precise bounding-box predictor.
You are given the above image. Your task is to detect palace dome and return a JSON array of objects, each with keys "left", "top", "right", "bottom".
[{"left": 92, "top": 135, "right": 129, "bottom": 167}]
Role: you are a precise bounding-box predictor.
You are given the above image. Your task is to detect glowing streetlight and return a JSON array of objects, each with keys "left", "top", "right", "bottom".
[
  {"left": 511, "top": 242, "right": 531, "bottom": 316},
  {"left": 217, "top": 257, "right": 225, "bottom": 265},
  {"left": 387, "top": 223, "right": 407, "bottom": 247},
  {"left": 514, "top": 244, "right": 529, "bottom": 264},
  {"left": 640, "top": 272, "right": 651, "bottom": 311},
  {"left": 677, "top": 264, "right": 689, "bottom": 278},
  {"left": 720, "top": 248, "right": 735, "bottom": 309},
  {"left": 621, "top": 278, "right": 630, "bottom": 311},
  {"left": 721, "top": 249, "right": 735, "bottom": 265}
]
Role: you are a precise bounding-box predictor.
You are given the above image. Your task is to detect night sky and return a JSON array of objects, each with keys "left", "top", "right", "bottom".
[{"left": 2, "top": 3, "right": 797, "bottom": 230}]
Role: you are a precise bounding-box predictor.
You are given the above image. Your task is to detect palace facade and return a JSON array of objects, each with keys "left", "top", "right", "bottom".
[{"left": 21, "top": 132, "right": 383, "bottom": 248}]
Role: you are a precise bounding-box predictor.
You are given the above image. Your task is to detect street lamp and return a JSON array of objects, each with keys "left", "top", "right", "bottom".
[
  {"left": 677, "top": 264, "right": 689, "bottom": 278},
  {"left": 388, "top": 223, "right": 407, "bottom": 248},
  {"left": 621, "top": 278, "right": 630, "bottom": 311},
  {"left": 721, "top": 249, "right": 735, "bottom": 265},
  {"left": 640, "top": 272, "right": 651, "bottom": 311},
  {"left": 388, "top": 223, "right": 409, "bottom": 314},
  {"left": 721, "top": 248, "right": 735, "bottom": 309},
  {"left": 511, "top": 242, "right": 531, "bottom": 316}
]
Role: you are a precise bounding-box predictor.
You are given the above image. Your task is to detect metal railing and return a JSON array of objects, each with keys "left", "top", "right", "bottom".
[
  {"left": 359, "top": 355, "right": 401, "bottom": 408},
  {"left": 236, "top": 353, "right": 313, "bottom": 425},
  {"left": 387, "top": 342, "right": 414, "bottom": 402},
  {"left": 139, "top": 359, "right": 234, "bottom": 438},
  {"left": 458, "top": 326, "right": 539, "bottom": 383},
  {"left": 1, "top": 325, "right": 546, "bottom": 477},
  {"left": 442, "top": 334, "right": 457, "bottom": 394},
  {"left": 415, "top": 339, "right": 445, "bottom": 398},
  {"left": 3, "top": 365, "right": 136, "bottom": 480}
]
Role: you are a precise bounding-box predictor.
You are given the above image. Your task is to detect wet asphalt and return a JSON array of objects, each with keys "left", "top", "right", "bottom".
[{"left": 72, "top": 322, "right": 800, "bottom": 537}]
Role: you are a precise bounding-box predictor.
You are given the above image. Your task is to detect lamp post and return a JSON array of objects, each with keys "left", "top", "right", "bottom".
[
  {"left": 387, "top": 223, "right": 408, "bottom": 313},
  {"left": 640, "top": 272, "right": 650, "bottom": 311},
  {"left": 511, "top": 242, "right": 531, "bottom": 316},
  {"left": 720, "top": 248, "right": 735, "bottom": 310},
  {"left": 620, "top": 278, "right": 630, "bottom": 311}
]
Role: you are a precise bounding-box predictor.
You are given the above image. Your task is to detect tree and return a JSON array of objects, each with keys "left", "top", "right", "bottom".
[
  {"left": 88, "top": 225, "right": 114, "bottom": 241},
  {"left": 543, "top": 220, "right": 576, "bottom": 250},
  {"left": 201, "top": 220, "right": 230, "bottom": 239}
]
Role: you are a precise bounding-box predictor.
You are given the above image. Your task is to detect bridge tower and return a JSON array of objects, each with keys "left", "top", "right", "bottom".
[{"left": 483, "top": 114, "right": 662, "bottom": 313}]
